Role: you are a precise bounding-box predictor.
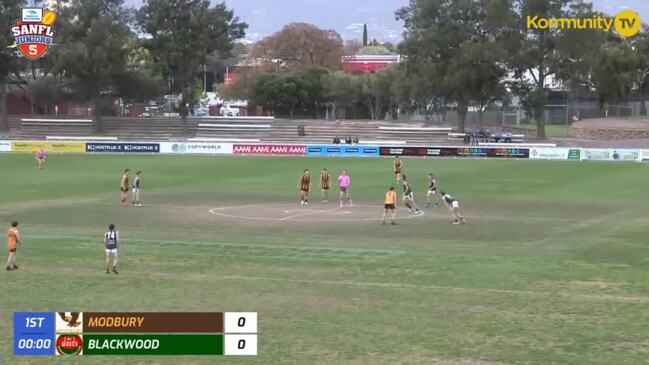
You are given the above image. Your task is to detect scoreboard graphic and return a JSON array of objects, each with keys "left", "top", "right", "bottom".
[{"left": 14, "top": 312, "right": 257, "bottom": 356}]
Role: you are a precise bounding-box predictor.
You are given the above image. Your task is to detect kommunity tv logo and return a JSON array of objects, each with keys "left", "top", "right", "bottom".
[{"left": 527, "top": 9, "right": 641, "bottom": 38}]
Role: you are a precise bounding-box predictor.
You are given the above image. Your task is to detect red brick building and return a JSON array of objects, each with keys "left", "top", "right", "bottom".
[{"left": 342, "top": 55, "right": 401, "bottom": 73}]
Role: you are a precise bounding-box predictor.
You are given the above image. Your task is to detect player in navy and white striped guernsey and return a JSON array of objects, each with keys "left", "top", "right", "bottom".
[
  {"left": 104, "top": 224, "right": 121, "bottom": 274},
  {"left": 441, "top": 192, "right": 466, "bottom": 225}
]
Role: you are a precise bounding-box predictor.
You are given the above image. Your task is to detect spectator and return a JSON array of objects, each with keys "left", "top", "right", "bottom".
[
  {"left": 464, "top": 131, "right": 470, "bottom": 144},
  {"left": 346, "top": 136, "right": 352, "bottom": 144},
  {"left": 333, "top": 136, "right": 341, "bottom": 144},
  {"left": 504, "top": 131, "right": 512, "bottom": 143},
  {"left": 352, "top": 136, "right": 359, "bottom": 144}
]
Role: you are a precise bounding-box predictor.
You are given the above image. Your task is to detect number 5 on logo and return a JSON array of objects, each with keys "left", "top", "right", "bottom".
[{"left": 28, "top": 44, "right": 38, "bottom": 56}]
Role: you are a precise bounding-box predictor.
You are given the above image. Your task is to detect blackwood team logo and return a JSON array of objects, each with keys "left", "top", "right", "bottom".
[
  {"left": 9, "top": 7, "right": 57, "bottom": 60},
  {"left": 56, "top": 335, "right": 83, "bottom": 356}
]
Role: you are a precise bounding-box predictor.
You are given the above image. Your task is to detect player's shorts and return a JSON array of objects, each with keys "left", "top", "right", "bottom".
[
  {"left": 120, "top": 187, "right": 129, "bottom": 192},
  {"left": 394, "top": 169, "right": 401, "bottom": 174},
  {"left": 321, "top": 186, "right": 330, "bottom": 190},
  {"left": 132, "top": 188, "right": 140, "bottom": 193},
  {"left": 384, "top": 203, "right": 396, "bottom": 210},
  {"left": 403, "top": 193, "right": 414, "bottom": 200},
  {"left": 340, "top": 186, "right": 348, "bottom": 192},
  {"left": 105, "top": 248, "right": 118, "bottom": 255},
  {"left": 8, "top": 248, "right": 16, "bottom": 253},
  {"left": 451, "top": 201, "right": 459, "bottom": 209},
  {"left": 428, "top": 189, "right": 437, "bottom": 195}
]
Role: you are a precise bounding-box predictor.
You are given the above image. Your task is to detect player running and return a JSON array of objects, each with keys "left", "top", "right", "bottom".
[
  {"left": 425, "top": 173, "right": 440, "bottom": 208},
  {"left": 382, "top": 187, "right": 398, "bottom": 225},
  {"left": 441, "top": 191, "right": 466, "bottom": 225},
  {"left": 104, "top": 224, "right": 121, "bottom": 274},
  {"left": 6, "top": 221, "right": 21, "bottom": 271},
  {"left": 298, "top": 169, "right": 311, "bottom": 205},
  {"left": 35, "top": 147, "right": 46, "bottom": 169},
  {"left": 401, "top": 175, "right": 420, "bottom": 213},
  {"left": 320, "top": 168, "right": 331, "bottom": 203},
  {"left": 338, "top": 169, "right": 352, "bottom": 207},
  {"left": 393, "top": 156, "right": 402, "bottom": 182},
  {"left": 120, "top": 169, "right": 130, "bottom": 207},
  {"left": 132, "top": 171, "right": 142, "bottom": 207}
]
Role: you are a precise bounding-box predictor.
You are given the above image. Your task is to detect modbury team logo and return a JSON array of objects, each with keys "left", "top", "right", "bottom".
[
  {"left": 527, "top": 9, "right": 641, "bottom": 38},
  {"left": 9, "top": 7, "right": 57, "bottom": 60}
]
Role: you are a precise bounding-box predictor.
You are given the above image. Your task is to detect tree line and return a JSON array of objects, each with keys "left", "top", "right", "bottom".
[
  {"left": 0, "top": 0, "right": 246, "bottom": 132},
  {"left": 2, "top": 0, "right": 649, "bottom": 138}
]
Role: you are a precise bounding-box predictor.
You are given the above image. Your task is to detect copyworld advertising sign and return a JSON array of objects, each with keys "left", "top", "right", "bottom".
[
  {"left": 160, "top": 142, "right": 233, "bottom": 155},
  {"left": 527, "top": 9, "right": 641, "bottom": 38}
]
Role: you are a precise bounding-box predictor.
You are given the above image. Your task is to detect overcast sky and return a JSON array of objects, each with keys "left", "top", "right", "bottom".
[{"left": 123, "top": 0, "right": 649, "bottom": 42}]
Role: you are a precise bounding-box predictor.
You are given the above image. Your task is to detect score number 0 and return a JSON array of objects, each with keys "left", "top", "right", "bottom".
[{"left": 224, "top": 312, "right": 257, "bottom": 356}]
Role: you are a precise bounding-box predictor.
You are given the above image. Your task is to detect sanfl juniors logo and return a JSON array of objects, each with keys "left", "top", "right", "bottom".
[{"left": 9, "top": 7, "right": 57, "bottom": 60}]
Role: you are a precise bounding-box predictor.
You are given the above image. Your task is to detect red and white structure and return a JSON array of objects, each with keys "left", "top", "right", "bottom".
[{"left": 342, "top": 55, "right": 401, "bottom": 73}]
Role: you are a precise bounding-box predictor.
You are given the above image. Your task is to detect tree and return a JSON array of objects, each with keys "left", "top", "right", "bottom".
[
  {"left": 343, "top": 39, "right": 363, "bottom": 56},
  {"left": 633, "top": 29, "right": 649, "bottom": 115},
  {"left": 250, "top": 23, "right": 343, "bottom": 71},
  {"left": 356, "top": 69, "right": 398, "bottom": 120},
  {"left": 357, "top": 46, "right": 394, "bottom": 55},
  {"left": 397, "top": 0, "right": 510, "bottom": 131},
  {"left": 363, "top": 24, "right": 368, "bottom": 46},
  {"left": 138, "top": 0, "right": 247, "bottom": 132},
  {"left": 52, "top": 0, "right": 133, "bottom": 131},
  {"left": 590, "top": 40, "right": 637, "bottom": 108},
  {"left": 0, "top": 0, "right": 26, "bottom": 131},
  {"left": 506, "top": 0, "right": 599, "bottom": 139},
  {"left": 299, "top": 67, "right": 329, "bottom": 118},
  {"left": 324, "top": 71, "right": 357, "bottom": 119}
]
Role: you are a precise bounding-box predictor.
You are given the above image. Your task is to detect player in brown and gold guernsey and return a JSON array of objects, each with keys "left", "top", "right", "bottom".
[
  {"left": 298, "top": 169, "right": 311, "bottom": 205},
  {"left": 120, "top": 169, "right": 130, "bottom": 207},
  {"left": 320, "top": 168, "right": 331, "bottom": 203},
  {"left": 394, "top": 156, "right": 402, "bottom": 182}
]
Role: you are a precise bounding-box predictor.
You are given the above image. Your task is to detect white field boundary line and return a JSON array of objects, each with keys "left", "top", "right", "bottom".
[
  {"left": 209, "top": 204, "right": 426, "bottom": 222},
  {"left": 34, "top": 267, "right": 649, "bottom": 304},
  {"left": 22, "top": 232, "right": 405, "bottom": 255},
  {"left": 280, "top": 207, "right": 345, "bottom": 221}
]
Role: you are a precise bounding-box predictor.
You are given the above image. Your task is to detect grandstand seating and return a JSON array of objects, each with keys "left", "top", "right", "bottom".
[{"left": 7, "top": 116, "right": 533, "bottom": 145}]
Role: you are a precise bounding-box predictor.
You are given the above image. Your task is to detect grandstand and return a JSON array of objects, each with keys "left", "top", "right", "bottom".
[{"left": 6, "top": 117, "right": 533, "bottom": 145}]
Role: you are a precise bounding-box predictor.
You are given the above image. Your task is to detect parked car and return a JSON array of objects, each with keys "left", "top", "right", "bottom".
[{"left": 220, "top": 104, "right": 240, "bottom": 117}]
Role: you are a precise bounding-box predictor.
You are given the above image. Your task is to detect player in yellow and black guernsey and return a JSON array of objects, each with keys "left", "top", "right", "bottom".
[
  {"left": 298, "top": 169, "right": 311, "bottom": 205},
  {"left": 120, "top": 169, "right": 130, "bottom": 207},
  {"left": 401, "top": 175, "right": 420, "bottom": 214},
  {"left": 425, "top": 173, "right": 440, "bottom": 208},
  {"left": 394, "top": 157, "right": 402, "bottom": 182},
  {"left": 103, "top": 224, "right": 121, "bottom": 274},
  {"left": 132, "top": 171, "right": 142, "bottom": 207},
  {"left": 320, "top": 168, "right": 331, "bottom": 203}
]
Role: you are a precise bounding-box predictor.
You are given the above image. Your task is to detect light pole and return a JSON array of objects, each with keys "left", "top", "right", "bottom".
[{"left": 203, "top": 64, "right": 207, "bottom": 94}]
